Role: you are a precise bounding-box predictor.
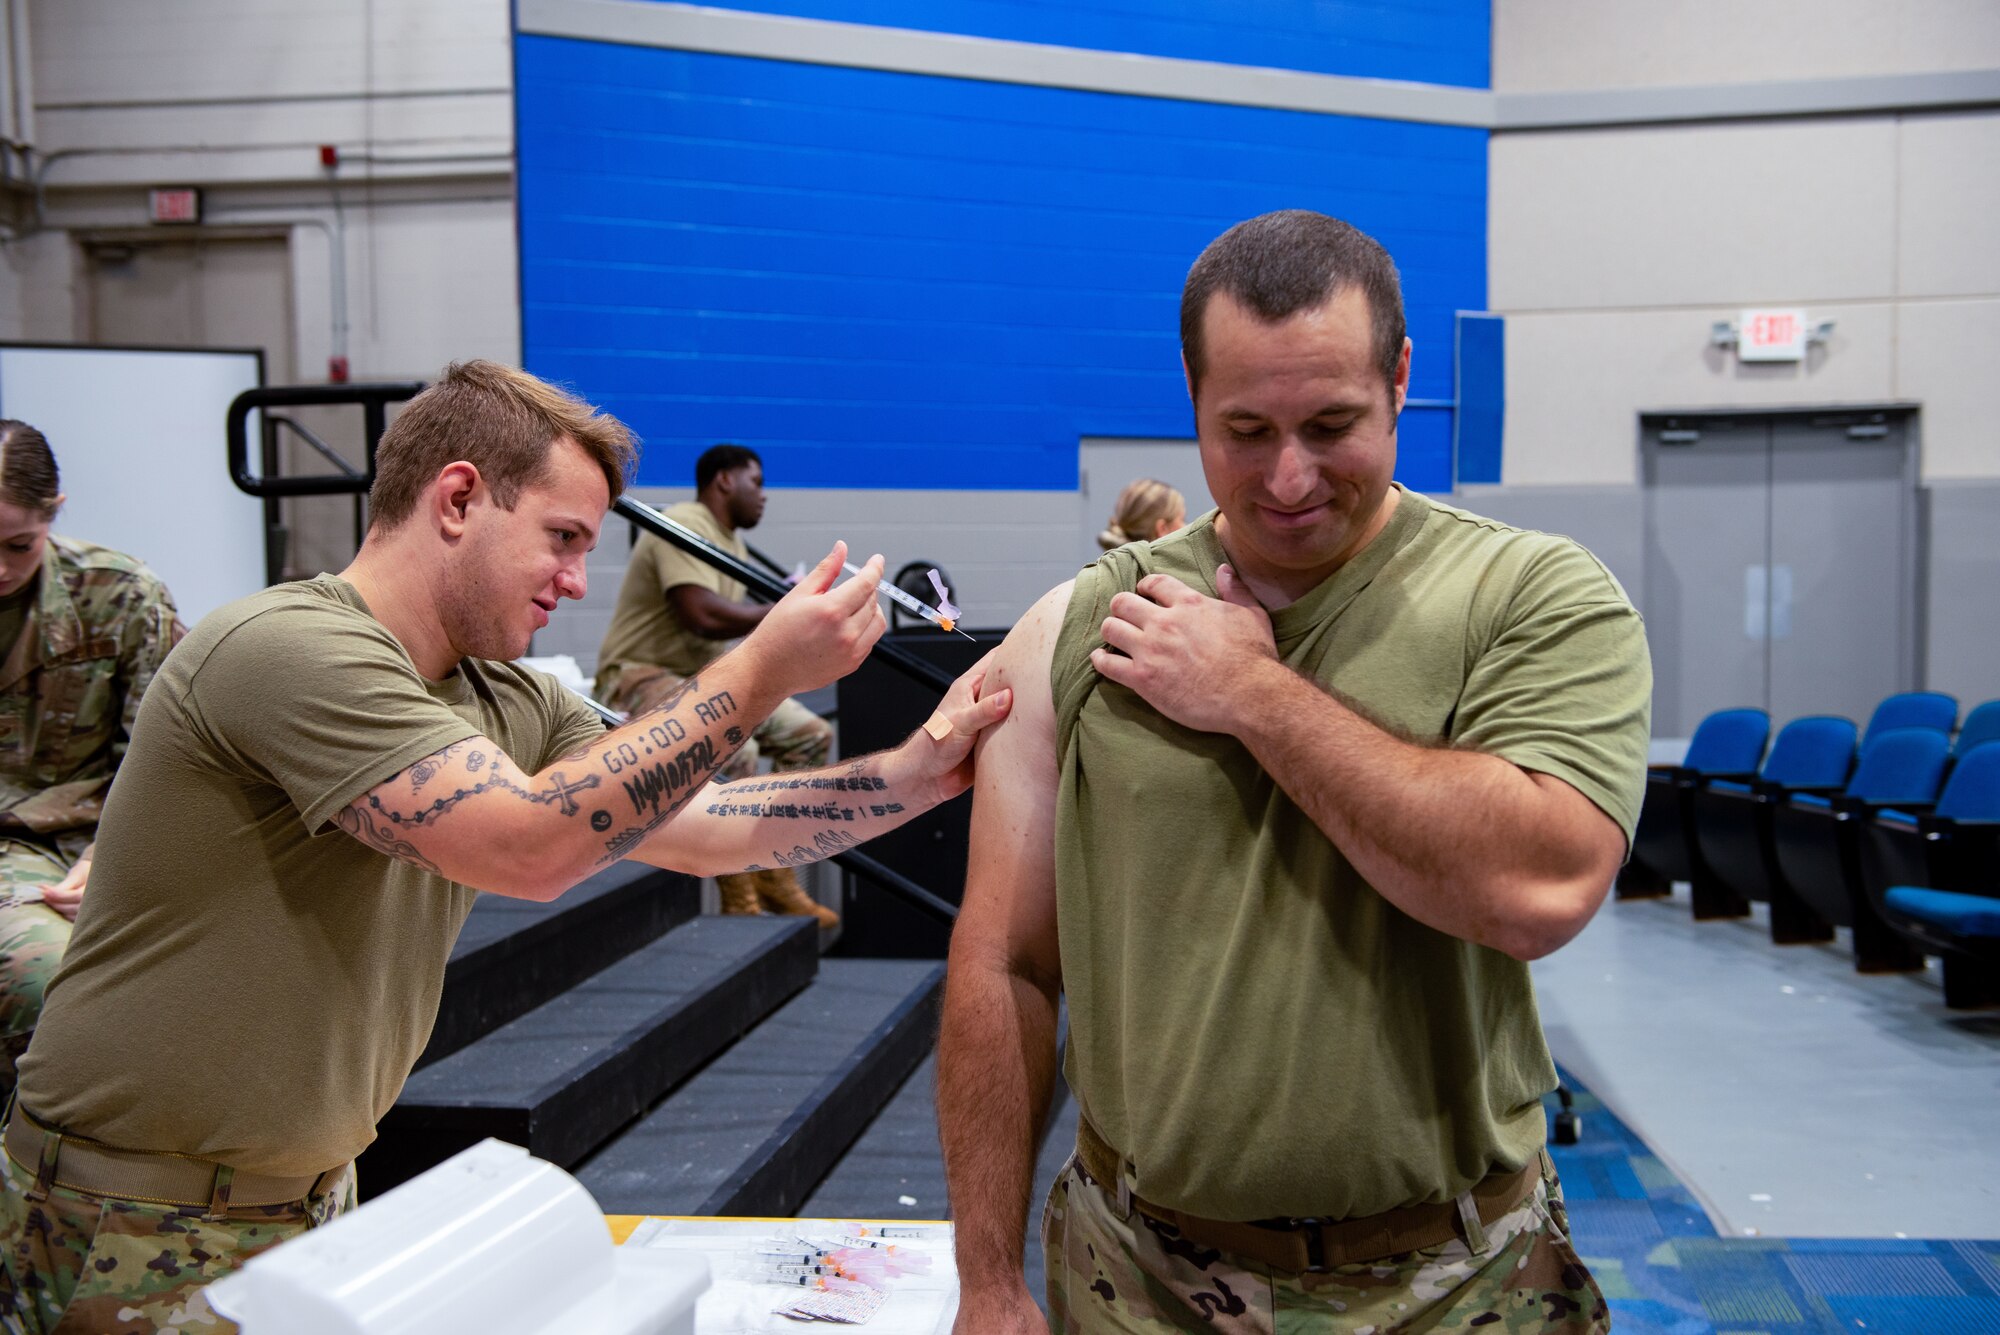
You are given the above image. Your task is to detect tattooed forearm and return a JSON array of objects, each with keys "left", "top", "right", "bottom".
[
  {"left": 711, "top": 775, "right": 889, "bottom": 795},
  {"left": 646, "top": 674, "right": 703, "bottom": 718},
  {"left": 587, "top": 734, "right": 735, "bottom": 869},
  {"left": 581, "top": 678, "right": 776, "bottom": 869},
  {"left": 620, "top": 737, "right": 721, "bottom": 819},
  {"left": 705, "top": 799, "right": 904, "bottom": 820},
  {"left": 337, "top": 803, "right": 444, "bottom": 875},
  {"left": 770, "top": 829, "right": 861, "bottom": 866}
]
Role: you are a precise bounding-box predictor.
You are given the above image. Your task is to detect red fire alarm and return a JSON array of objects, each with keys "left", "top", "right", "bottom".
[
  {"left": 319, "top": 144, "right": 339, "bottom": 169},
  {"left": 148, "top": 187, "right": 202, "bottom": 224}
]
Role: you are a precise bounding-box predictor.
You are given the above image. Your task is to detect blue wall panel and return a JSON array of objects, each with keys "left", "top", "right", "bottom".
[
  {"left": 516, "top": 37, "right": 1487, "bottom": 491},
  {"left": 629, "top": 0, "right": 1490, "bottom": 88},
  {"left": 1454, "top": 313, "right": 1504, "bottom": 485}
]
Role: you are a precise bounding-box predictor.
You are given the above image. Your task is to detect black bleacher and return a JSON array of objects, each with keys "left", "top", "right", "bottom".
[
  {"left": 575, "top": 958, "right": 943, "bottom": 1216},
  {"left": 361, "top": 866, "right": 948, "bottom": 1209}
]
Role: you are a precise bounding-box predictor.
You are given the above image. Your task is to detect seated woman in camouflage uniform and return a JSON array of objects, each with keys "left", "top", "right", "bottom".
[{"left": 0, "top": 421, "right": 180, "bottom": 1094}]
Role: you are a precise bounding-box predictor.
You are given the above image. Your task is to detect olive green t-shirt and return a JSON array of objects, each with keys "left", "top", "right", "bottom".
[
  {"left": 1051, "top": 486, "right": 1651, "bottom": 1221},
  {"left": 595, "top": 501, "right": 748, "bottom": 685},
  {"left": 18, "top": 575, "right": 603, "bottom": 1176}
]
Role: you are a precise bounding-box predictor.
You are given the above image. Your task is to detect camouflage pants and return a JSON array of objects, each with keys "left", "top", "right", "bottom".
[
  {"left": 0, "top": 844, "right": 76, "bottom": 1101},
  {"left": 602, "top": 662, "right": 833, "bottom": 781},
  {"left": 0, "top": 1145, "right": 355, "bottom": 1335},
  {"left": 1043, "top": 1155, "right": 1608, "bottom": 1334}
]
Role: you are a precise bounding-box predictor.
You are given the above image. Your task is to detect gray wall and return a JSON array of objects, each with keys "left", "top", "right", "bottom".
[
  {"left": 1480, "top": 1, "right": 2000, "bottom": 717},
  {"left": 1925, "top": 481, "right": 2000, "bottom": 708},
  {"left": 1490, "top": 4, "right": 2000, "bottom": 488},
  {"left": 1455, "top": 477, "right": 2000, "bottom": 720},
  {"left": 1492, "top": 1, "right": 2000, "bottom": 90},
  {"left": 1452, "top": 484, "right": 1646, "bottom": 605}
]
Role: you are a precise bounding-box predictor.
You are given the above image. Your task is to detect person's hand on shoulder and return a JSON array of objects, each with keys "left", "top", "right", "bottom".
[
  {"left": 1092, "top": 562, "right": 1280, "bottom": 733},
  {"left": 739, "top": 542, "right": 887, "bottom": 697},
  {"left": 890, "top": 650, "right": 1012, "bottom": 807}
]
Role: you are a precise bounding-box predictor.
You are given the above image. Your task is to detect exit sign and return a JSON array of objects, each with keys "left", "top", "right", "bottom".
[
  {"left": 148, "top": 187, "right": 202, "bottom": 224},
  {"left": 1739, "top": 308, "right": 1808, "bottom": 361}
]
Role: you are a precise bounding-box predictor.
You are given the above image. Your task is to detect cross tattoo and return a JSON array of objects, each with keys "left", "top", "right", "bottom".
[{"left": 540, "top": 770, "right": 602, "bottom": 817}]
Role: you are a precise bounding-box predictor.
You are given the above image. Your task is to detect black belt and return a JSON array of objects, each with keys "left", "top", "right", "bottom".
[{"left": 1075, "top": 1116, "right": 1544, "bottom": 1271}]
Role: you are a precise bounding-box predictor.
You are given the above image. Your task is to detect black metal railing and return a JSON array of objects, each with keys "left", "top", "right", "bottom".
[
  {"left": 226, "top": 382, "right": 961, "bottom": 923},
  {"left": 227, "top": 382, "right": 425, "bottom": 584}
]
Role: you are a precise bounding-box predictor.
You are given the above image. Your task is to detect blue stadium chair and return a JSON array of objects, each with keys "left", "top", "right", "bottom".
[
  {"left": 1877, "top": 885, "right": 2000, "bottom": 1009},
  {"left": 1686, "top": 715, "right": 1857, "bottom": 920},
  {"left": 1769, "top": 728, "right": 1950, "bottom": 969},
  {"left": 1617, "top": 708, "right": 1769, "bottom": 900},
  {"left": 1951, "top": 699, "right": 2000, "bottom": 760},
  {"left": 1858, "top": 740, "right": 2000, "bottom": 1003},
  {"left": 1862, "top": 690, "right": 1957, "bottom": 748}
]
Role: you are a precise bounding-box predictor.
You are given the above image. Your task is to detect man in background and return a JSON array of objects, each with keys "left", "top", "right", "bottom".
[{"left": 596, "top": 443, "right": 838, "bottom": 925}]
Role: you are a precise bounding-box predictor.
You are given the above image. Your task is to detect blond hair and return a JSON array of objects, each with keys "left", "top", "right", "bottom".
[
  {"left": 1098, "top": 478, "right": 1186, "bottom": 550},
  {"left": 368, "top": 360, "right": 637, "bottom": 532}
]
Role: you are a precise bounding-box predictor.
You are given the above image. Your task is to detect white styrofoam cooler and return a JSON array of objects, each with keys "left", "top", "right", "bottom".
[{"left": 206, "top": 1139, "right": 708, "bottom": 1335}]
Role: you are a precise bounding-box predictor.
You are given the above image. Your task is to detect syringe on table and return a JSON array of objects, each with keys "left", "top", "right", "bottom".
[{"left": 844, "top": 563, "right": 976, "bottom": 640}]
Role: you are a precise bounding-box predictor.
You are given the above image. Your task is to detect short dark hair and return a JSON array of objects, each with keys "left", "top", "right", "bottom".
[
  {"left": 695, "top": 443, "right": 761, "bottom": 493},
  {"left": 0, "top": 420, "right": 62, "bottom": 518},
  {"left": 1180, "top": 210, "right": 1406, "bottom": 401},
  {"left": 368, "top": 360, "right": 636, "bottom": 532}
]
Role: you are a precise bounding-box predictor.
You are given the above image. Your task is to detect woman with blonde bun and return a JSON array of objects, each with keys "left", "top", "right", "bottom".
[{"left": 1097, "top": 478, "right": 1187, "bottom": 550}]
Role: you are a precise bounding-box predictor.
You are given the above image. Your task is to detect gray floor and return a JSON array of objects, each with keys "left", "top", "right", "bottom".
[{"left": 1533, "top": 885, "right": 2000, "bottom": 1240}]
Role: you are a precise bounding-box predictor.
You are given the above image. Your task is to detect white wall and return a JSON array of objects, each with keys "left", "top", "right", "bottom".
[
  {"left": 28, "top": 0, "right": 511, "bottom": 179},
  {"left": 8, "top": 0, "right": 517, "bottom": 378},
  {"left": 0, "top": 231, "right": 69, "bottom": 339},
  {"left": 1493, "top": 0, "right": 2000, "bottom": 91},
  {"left": 1490, "top": 4, "right": 2000, "bottom": 486}
]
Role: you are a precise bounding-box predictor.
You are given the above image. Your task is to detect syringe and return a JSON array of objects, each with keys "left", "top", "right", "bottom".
[{"left": 844, "top": 563, "right": 976, "bottom": 640}]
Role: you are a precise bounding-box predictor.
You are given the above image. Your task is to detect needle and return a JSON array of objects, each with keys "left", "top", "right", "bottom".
[{"left": 843, "top": 563, "right": 977, "bottom": 640}]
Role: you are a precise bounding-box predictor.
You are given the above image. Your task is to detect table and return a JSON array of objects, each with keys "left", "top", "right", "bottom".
[{"left": 609, "top": 1215, "right": 960, "bottom": 1333}]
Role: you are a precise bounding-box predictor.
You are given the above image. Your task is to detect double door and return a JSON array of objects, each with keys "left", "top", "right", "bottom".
[{"left": 1641, "top": 408, "right": 1921, "bottom": 739}]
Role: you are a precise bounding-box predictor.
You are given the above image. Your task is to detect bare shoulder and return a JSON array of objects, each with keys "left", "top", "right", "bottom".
[{"left": 980, "top": 580, "right": 1074, "bottom": 741}]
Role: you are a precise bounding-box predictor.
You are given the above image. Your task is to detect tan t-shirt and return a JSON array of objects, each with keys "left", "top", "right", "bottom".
[
  {"left": 1051, "top": 486, "right": 1651, "bottom": 1221},
  {"left": 595, "top": 501, "right": 748, "bottom": 684},
  {"left": 18, "top": 575, "right": 603, "bottom": 1176}
]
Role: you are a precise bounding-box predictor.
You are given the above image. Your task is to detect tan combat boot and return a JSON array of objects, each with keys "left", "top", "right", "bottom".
[
  {"left": 755, "top": 867, "right": 839, "bottom": 929},
  {"left": 716, "top": 873, "right": 765, "bottom": 915}
]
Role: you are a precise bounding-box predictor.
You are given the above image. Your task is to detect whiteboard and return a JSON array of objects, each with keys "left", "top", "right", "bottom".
[{"left": 0, "top": 345, "right": 266, "bottom": 627}]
